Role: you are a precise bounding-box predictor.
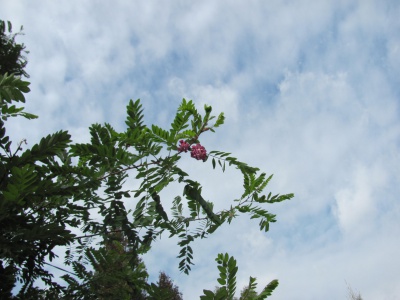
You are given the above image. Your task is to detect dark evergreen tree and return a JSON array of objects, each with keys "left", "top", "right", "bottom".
[{"left": 148, "top": 272, "right": 183, "bottom": 300}]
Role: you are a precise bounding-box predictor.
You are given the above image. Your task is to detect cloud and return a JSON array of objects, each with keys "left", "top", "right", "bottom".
[
  {"left": 168, "top": 77, "right": 239, "bottom": 121},
  {"left": 334, "top": 163, "right": 388, "bottom": 237}
]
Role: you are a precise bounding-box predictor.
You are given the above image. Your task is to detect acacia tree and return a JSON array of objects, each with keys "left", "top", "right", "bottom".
[
  {"left": 0, "top": 20, "right": 294, "bottom": 299},
  {"left": 54, "top": 98, "right": 292, "bottom": 299}
]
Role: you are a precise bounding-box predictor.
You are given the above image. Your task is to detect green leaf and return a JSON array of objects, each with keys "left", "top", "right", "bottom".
[
  {"left": 20, "top": 130, "right": 71, "bottom": 164},
  {"left": 0, "top": 73, "right": 30, "bottom": 103},
  {"left": 217, "top": 278, "right": 226, "bottom": 285},
  {"left": 214, "top": 112, "right": 225, "bottom": 128},
  {"left": 200, "top": 289, "right": 215, "bottom": 300},
  {"left": 151, "top": 124, "right": 170, "bottom": 143},
  {"left": 125, "top": 99, "right": 145, "bottom": 130},
  {"left": 256, "top": 279, "right": 279, "bottom": 299}
]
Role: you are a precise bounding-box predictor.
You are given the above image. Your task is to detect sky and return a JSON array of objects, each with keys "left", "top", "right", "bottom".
[{"left": 2, "top": 0, "right": 400, "bottom": 299}]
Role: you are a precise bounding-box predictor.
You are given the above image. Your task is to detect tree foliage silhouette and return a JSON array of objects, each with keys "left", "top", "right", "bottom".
[{"left": 0, "top": 20, "right": 29, "bottom": 78}]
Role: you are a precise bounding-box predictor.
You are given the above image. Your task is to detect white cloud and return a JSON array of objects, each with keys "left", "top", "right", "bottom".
[
  {"left": 334, "top": 163, "right": 388, "bottom": 237},
  {"left": 168, "top": 77, "right": 239, "bottom": 121}
]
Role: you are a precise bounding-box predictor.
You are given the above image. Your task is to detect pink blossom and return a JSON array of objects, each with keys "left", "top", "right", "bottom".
[
  {"left": 190, "top": 143, "right": 207, "bottom": 161},
  {"left": 177, "top": 140, "right": 190, "bottom": 153}
]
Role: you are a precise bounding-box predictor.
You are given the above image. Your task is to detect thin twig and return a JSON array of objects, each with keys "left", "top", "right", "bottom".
[{"left": 44, "top": 262, "right": 77, "bottom": 276}]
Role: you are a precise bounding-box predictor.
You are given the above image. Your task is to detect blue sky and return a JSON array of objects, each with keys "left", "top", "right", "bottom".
[{"left": 2, "top": 1, "right": 400, "bottom": 299}]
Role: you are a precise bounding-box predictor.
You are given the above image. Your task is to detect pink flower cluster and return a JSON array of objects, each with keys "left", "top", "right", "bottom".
[
  {"left": 177, "top": 140, "right": 190, "bottom": 153},
  {"left": 177, "top": 140, "right": 207, "bottom": 161},
  {"left": 190, "top": 143, "right": 207, "bottom": 161}
]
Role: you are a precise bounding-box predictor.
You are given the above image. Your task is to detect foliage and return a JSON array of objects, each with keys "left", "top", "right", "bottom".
[
  {"left": 0, "top": 72, "right": 90, "bottom": 297},
  {"left": 200, "top": 253, "right": 278, "bottom": 300},
  {"left": 0, "top": 21, "right": 294, "bottom": 298},
  {"left": 0, "top": 20, "right": 29, "bottom": 78},
  {"left": 0, "top": 73, "right": 37, "bottom": 121}
]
